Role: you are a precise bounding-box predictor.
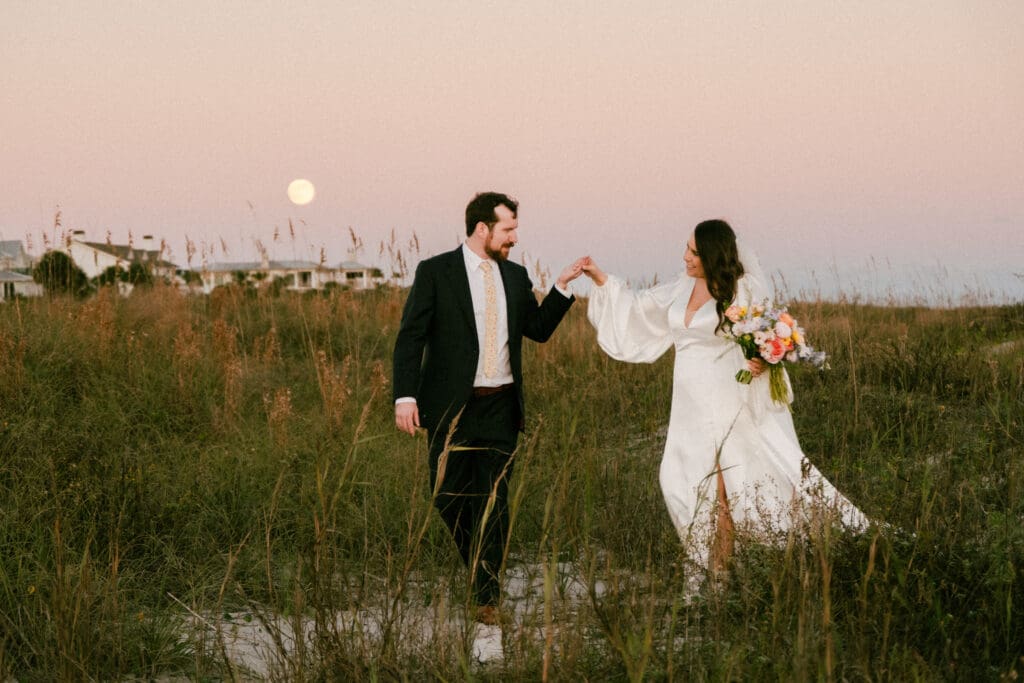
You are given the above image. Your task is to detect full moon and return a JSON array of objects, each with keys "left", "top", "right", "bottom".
[{"left": 287, "top": 178, "right": 316, "bottom": 205}]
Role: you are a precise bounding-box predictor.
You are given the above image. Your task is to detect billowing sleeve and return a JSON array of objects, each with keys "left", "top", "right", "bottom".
[{"left": 586, "top": 275, "right": 685, "bottom": 363}]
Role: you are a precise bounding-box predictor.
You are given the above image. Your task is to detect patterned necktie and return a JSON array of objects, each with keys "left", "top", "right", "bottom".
[{"left": 480, "top": 260, "right": 498, "bottom": 378}]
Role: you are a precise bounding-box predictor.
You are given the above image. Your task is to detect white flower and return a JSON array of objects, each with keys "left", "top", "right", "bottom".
[
  {"left": 810, "top": 350, "right": 827, "bottom": 367},
  {"left": 774, "top": 322, "right": 792, "bottom": 338},
  {"left": 733, "top": 320, "right": 753, "bottom": 335}
]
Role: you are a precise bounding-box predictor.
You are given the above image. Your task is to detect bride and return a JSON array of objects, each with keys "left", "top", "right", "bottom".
[{"left": 581, "top": 219, "right": 868, "bottom": 572}]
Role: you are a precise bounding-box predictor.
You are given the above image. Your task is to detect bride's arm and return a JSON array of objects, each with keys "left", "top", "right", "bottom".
[{"left": 583, "top": 260, "right": 681, "bottom": 364}]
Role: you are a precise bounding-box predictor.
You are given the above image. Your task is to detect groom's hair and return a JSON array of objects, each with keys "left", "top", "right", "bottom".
[
  {"left": 466, "top": 192, "right": 518, "bottom": 236},
  {"left": 694, "top": 219, "right": 745, "bottom": 333}
]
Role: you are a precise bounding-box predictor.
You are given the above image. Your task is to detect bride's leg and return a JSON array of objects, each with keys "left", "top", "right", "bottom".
[{"left": 712, "top": 463, "right": 735, "bottom": 573}]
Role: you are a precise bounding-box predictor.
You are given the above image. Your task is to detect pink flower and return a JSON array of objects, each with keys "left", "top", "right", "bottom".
[
  {"left": 779, "top": 312, "right": 796, "bottom": 327},
  {"left": 762, "top": 338, "right": 787, "bottom": 364},
  {"left": 725, "top": 305, "right": 742, "bottom": 322}
]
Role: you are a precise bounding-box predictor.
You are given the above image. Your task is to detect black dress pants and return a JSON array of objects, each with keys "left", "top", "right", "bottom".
[{"left": 427, "top": 387, "right": 519, "bottom": 608}]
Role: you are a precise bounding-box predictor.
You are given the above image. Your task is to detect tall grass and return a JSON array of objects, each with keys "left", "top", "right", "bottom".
[{"left": 0, "top": 279, "right": 1021, "bottom": 680}]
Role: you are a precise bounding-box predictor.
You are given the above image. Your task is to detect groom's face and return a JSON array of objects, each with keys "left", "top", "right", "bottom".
[{"left": 483, "top": 204, "right": 518, "bottom": 261}]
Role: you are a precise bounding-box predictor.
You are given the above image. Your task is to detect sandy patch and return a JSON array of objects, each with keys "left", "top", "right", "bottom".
[{"left": 178, "top": 561, "right": 613, "bottom": 679}]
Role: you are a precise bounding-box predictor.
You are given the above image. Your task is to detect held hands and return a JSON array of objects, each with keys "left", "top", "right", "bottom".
[
  {"left": 557, "top": 256, "right": 608, "bottom": 288},
  {"left": 395, "top": 401, "right": 420, "bottom": 436},
  {"left": 556, "top": 257, "right": 590, "bottom": 290},
  {"left": 579, "top": 257, "right": 607, "bottom": 286},
  {"left": 747, "top": 358, "right": 767, "bottom": 377}
]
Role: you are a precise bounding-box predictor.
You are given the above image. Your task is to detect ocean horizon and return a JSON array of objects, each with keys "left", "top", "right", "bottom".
[{"left": 565, "top": 261, "right": 1022, "bottom": 308}]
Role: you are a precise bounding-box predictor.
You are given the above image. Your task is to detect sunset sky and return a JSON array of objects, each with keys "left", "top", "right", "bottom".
[{"left": 2, "top": 1, "right": 1021, "bottom": 302}]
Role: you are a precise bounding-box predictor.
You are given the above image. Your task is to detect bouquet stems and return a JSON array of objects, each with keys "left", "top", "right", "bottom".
[
  {"left": 767, "top": 365, "right": 788, "bottom": 405},
  {"left": 734, "top": 364, "right": 790, "bottom": 406}
]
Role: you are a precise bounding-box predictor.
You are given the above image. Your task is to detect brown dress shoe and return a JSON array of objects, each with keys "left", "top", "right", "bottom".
[{"left": 474, "top": 605, "right": 499, "bottom": 626}]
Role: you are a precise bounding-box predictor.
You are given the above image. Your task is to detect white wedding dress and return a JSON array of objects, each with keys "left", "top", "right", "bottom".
[{"left": 587, "top": 267, "right": 868, "bottom": 568}]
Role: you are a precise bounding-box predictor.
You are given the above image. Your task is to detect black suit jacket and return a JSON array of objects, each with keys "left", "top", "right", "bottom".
[{"left": 393, "top": 246, "right": 574, "bottom": 435}]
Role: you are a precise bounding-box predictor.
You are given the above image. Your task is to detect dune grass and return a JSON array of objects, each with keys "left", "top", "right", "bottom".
[{"left": 0, "top": 280, "right": 1022, "bottom": 680}]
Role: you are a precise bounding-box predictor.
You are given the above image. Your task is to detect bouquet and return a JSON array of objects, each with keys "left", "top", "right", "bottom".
[{"left": 721, "top": 301, "right": 828, "bottom": 405}]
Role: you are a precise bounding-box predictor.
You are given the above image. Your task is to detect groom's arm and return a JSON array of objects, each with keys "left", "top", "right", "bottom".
[
  {"left": 392, "top": 261, "right": 435, "bottom": 433},
  {"left": 521, "top": 259, "right": 583, "bottom": 343}
]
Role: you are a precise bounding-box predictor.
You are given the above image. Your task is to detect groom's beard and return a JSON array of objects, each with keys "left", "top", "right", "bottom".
[{"left": 484, "top": 241, "right": 513, "bottom": 261}]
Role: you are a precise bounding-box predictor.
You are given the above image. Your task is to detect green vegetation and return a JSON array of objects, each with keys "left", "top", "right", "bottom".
[
  {"left": 0, "top": 283, "right": 1021, "bottom": 680},
  {"left": 31, "top": 250, "right": 91, "bottom": 298},
  {"left": 94, "top": 262, "right": 155, "bottom": 289}
]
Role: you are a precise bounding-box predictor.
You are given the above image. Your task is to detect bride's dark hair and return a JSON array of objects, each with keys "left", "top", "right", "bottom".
[{"left": 694, "top": 219, "right": 745, "bottom": 333}]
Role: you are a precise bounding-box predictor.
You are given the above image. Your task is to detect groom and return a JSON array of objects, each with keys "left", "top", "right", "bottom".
[{"left": 393, "top": 191, "right": 583, "bottom": 625}]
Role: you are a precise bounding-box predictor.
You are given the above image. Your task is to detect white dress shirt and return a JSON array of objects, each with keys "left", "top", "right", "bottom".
[{"left": 462, "top": 243, "right": 514, "bottom": 387}]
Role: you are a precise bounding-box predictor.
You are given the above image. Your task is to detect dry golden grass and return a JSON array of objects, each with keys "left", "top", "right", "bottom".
[{"left": 0, "top": 267, "right": 1020, "bottom": 679}]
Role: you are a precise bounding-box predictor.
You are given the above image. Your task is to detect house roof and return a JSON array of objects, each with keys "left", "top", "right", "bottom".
[
  {"left": 0, "top": 270, "right": 34, "bottom": 283},
  {"left": 0, "top": 241, "right": 27, "bottom": 257},
  {"left": 78, "top": 240, "right": 178, "bottom": 269},
  {"left": 270, "top": 260, "right": 321, "bottom": 270},
  {"left": 337, "top": 261, "right": 372, "bottom": 271},
  {"left": 199, "top": 260, "right": 323, "bottom": 273},
  {"left": 201, "top": 261, "right": 262, "bottom": 273}
]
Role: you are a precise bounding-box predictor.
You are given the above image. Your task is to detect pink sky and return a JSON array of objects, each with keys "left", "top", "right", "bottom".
[{"left": 2, "top": 1, "right": 1021, "bottom": 300}]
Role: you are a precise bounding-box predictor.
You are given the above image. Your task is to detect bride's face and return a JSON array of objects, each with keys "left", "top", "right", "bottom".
[{"left": 684, "top": 235, "right": 705, "bottom": 279}]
